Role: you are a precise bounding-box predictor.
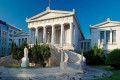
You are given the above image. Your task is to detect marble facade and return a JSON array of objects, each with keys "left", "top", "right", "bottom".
[{"left": 26, "top": 7, "right": 85, "bottom": 51}]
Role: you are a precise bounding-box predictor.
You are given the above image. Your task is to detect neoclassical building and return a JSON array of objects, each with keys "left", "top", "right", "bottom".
[
  {"left": 26, "top": 7, "right": 85, "bottom": 52},
  {"left": 90, "top": 18, "right": 120, "bottom": 53}
]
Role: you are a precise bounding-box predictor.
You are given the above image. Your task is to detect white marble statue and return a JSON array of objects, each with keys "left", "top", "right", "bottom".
[{"left": 21, "top": 46, "right": 29, "bottom": 67}]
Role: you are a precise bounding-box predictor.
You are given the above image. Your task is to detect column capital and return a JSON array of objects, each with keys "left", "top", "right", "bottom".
[
  {"left": 35, "top": 27, "right": 39, "bottom": 29},
  {"left": 69, "top": 22, "right": 73, "bottom": 24},
  {"left": 51, "top": 24, "right": 54, "bottom": 27},
  {"left": 60, "top": 23, "right": 64, "bottom": 27}
]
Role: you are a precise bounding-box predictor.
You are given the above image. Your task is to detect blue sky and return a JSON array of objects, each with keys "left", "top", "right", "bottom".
[{"left": 0, "top": 0, "right": 120, "bottom": 39}]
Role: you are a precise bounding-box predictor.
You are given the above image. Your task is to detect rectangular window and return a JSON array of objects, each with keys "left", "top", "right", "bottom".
[
  {"left": 112, "top": 30, "right": 116, "bottom": 43},
  {"left": 106, "top": 31, "right": 110, "bottom": 43},
  {"left": 100, "top": 31, "right": 104, "bottom": 44},
  {"left": 81, "top": 42, "right": 83, "bottom": 49},
  {"left": 25, "top": 38, "right": 27, "bottom": 43},
  {"left": 22, "top": 38, "right": 24, "bottom": 43},
  {"left": 84, "top": 42, "right": 86, "bottom": 51},
  {"left": 87, "top": 42, "right": 90, "bottom": 50},
  {"left": 19, "top": 39, "right": 21, "bottom": 46}
]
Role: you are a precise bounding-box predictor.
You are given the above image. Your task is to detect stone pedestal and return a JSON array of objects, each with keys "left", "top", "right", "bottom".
[
  {"left": 21, "top": 57, "right": 29, "bottom": 67},
  {"left": 80, "top": 61, "right": 85, "bottom": 71},
  {"left": 79, "top": 49, "right": 85, "bottom": 72},
  {"left": 60, "top": 62, "right": 67, "bottom": 69}
]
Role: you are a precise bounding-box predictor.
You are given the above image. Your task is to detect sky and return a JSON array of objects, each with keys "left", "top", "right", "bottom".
[{"left": 0, "top": 0, "right": 120, "bottom": 39}]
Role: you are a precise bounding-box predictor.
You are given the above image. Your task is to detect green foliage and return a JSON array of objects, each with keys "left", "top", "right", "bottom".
[
  {"left": 10, "top": 41, "right": 19, "bottom": 60},
  {"left": 92, "top": 65, "right": 120, "bottom": 80},
  {"left": 106, "top": 49, "right": 120, "bottom": 69},
  {"left": 41, "top": 62, "right": 46, "bottom": 67},
  {"left": 10, "top": 39, "right": 51, "bottom": 67},
  {"left": 84, "top": 45, "right": 105, "bottom": 65},
  {"left": 31, "top": 40, "right": 43, "bottom": 65},
  {"left": 10, "top": 41, "right": 28, "bottom": 61},
  {"left": 5, "top": 66, "right": 48, "bottom": 69},
  {"left": 41, "top": 44, "right": 51, "bottom": 61},
  {"left": 31, "top": 40, "right": 51, "bottom": 66}
]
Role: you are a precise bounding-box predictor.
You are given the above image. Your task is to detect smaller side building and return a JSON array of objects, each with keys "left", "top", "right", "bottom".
[
  {"left": 13, "top": 32, "right": 29, "bottom": 46},
  {"left": 90, "top": 18, "right": 120, "bottom": 54},
  {"left": 80, "top": 39, "right": 91, "bottom": 52}
]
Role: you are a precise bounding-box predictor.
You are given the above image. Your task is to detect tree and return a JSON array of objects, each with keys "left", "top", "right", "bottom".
[
  {"left": 84, "top": 45, "right": 105, "bottom": 65},
  {"left": 31, "top": 39, "right": 43, "bottom": 66},
  {"left": 10, "top": 41, "right": 28, "bottom": 61},
  {"left": 10, "top": 41, "right": 19, "bottom": 60},
  {"left": 106, "top": 49, "right": 120, "bottom": 69}
]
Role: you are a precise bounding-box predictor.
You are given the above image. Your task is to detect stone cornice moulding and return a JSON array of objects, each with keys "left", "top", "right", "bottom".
[
  {"left": 90, "top": 19, "right": 120, "bottom": 29},
  {"left": 90, "top": 25, "right": 120, "bottom": 29},
  {"left": 26, "top": 10, "right": 74, "bottom": 23},
  {"left": 26, "top": 14, "right": 74, "bottom": 23}
]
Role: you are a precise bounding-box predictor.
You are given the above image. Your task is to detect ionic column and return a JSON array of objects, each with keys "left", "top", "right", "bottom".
[
  {"left": 43, "top": 27, "right": 46, "bottom": 43},
  {"left": 35, "top": 27, "right": 38, "bottom": 42},
  {"left": 29, "top": 28, "right": 32, "bottom": 44},
  {"left": 104, "top": 31, "right": 106, "bottom": 44},
  {"left": 52, "top": 25, "right": 55, "bottom": 45},
  {"left": 70, "top": 22, "right": 73, "bottom": 46},
  {"left": 61, "top": 24, "right": 64, "bottom": 47},
  {"left": 110, "top": 28, "right": 112, "bottom": 44}
]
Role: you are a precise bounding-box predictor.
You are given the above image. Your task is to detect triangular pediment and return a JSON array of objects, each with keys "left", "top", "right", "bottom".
[
  {"left": 14, "top": 32, "right": 29, "bottom": 37},
  {"left": 26, "top": 10, "right": 74, "bottom": 22},
  {"left": 91, "top": 21, "right": 120, "bottom": 28}
]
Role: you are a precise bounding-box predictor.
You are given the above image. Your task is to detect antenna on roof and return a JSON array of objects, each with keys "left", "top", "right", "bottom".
[{"left": 49, "top": 0, "right": 52, "bottom": 9}]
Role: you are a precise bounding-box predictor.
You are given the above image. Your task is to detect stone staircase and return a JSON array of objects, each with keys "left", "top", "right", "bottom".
[
  {"left": 64, "top": 50, "right": 86, "bottom": 70},
  {"left": 49, "top": 44, "right": 86, "bottom": 70}
]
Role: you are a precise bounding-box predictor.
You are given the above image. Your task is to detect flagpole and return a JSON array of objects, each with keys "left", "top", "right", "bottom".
[{"left": 49, "top": 0, "right": 50, "bottom": 9}]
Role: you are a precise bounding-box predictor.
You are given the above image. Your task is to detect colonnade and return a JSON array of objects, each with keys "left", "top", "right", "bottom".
[{"left": 29, "top": 23, "right": 73, "bottom": 47}]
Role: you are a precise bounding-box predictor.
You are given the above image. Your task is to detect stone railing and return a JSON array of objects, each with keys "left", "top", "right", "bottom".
[
  {"left": 65, "top": 50, "right": 86, "bottom": 70},
  {"left": 60, "top": 51, "right": 68, "bottom": 69}
]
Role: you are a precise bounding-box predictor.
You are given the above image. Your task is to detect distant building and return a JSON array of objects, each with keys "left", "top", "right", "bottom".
[
  {"left": 0, "top": 20, "right": 27, "bottom": 56},
  {"left": 13, "top": 32, "right": 29, "bottom": 46},
  {"left": 80, "top": 39, "right": 91, "bottom": 52},
  {"left": 90, "top": 18, "right": 120, "bottom": 54}
]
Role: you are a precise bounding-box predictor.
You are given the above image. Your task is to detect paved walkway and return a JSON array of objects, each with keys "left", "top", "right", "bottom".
[{"left": 0, "top": 66, "right": 112, "bottom": 80}]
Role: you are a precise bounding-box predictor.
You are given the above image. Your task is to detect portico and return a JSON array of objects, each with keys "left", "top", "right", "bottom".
[{"left": 28, "top": 23, "right": 73, "bottom": 48}]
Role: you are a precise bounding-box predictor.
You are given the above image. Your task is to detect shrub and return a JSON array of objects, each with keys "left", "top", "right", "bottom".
[
  {"left": 10, "top": 40, "right": 51, "bottom": 67},
  {"left": 84, "top": 45, "right": 105, "bottom": 65},
  {"left": 106, "top": 49, "right": 120, "bottom": 69},
  {"left": 10, "top": 41, "right": 28, "bottom": 61},
  {"left": 41, "top": 62, "right": 46, "bottom": 67}
]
